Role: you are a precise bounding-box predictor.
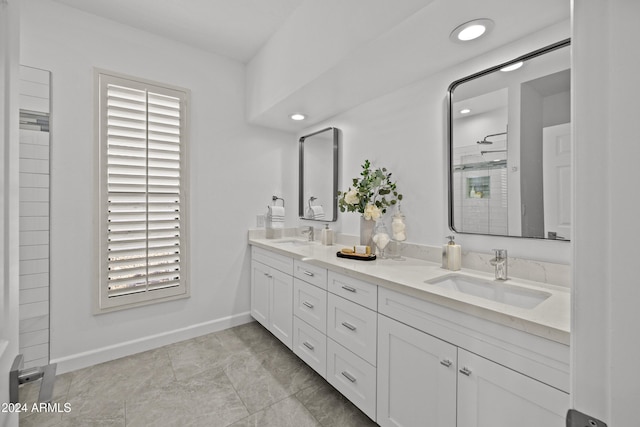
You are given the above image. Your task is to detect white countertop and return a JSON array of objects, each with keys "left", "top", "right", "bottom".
[{"left": 249, "top": 237, "right": 570, "bottom": 345}]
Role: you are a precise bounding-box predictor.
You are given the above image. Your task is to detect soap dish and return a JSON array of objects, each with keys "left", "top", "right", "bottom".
[{"left": 336, "top": 251, "right": 377, "bottom": 261}]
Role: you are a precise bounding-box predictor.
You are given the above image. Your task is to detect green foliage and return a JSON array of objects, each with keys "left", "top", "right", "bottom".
[{"left": 338, "top": 160, "right": 403, "bottom": 215}]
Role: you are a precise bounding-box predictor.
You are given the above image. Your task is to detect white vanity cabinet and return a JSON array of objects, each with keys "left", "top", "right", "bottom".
[
  {"left": 250, "top": 243, "right": 570, "bottom": 427},
  {"left": 250, "top": 247, "right": 294, "bottom": 349},
  {"left": 378, "top": 287, "right": 570, "bottom": 427}
]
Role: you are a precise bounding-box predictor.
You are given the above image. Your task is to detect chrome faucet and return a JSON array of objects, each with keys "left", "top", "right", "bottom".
[
  {"left": 302, "top": 226, "right": 315, "bottom": 242},
  {"left": 490, "top": 249, "right": 508, "bottom": 280}
]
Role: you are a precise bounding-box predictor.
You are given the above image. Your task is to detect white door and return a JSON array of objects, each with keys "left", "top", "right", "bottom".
[
  {"left": 269, "top": 269, "right": 293, "bottom": 349},
  {"left": 377, "top": 315, "right": 457, "bottom": 427},
  {"left": 543, "top": 123, "right": 572, "bottom": 240},
  {"left": 1, "top": 0, "right": 21, "bottom": 424},
  {"left": 457, "top": 349, "right": 568, "bottom": 427},
  {"left": 250, "top": 260, "right": 270, "bottom": 329}
]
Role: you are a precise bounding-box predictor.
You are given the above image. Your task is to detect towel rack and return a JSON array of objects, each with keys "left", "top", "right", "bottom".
[{"left": 272, "top": 195, "right": 285, "bottom": 207}]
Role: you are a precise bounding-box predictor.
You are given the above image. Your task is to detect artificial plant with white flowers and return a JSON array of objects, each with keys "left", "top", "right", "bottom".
[{"left": 338, "top": 159, "right": 402, "bottom": 220}]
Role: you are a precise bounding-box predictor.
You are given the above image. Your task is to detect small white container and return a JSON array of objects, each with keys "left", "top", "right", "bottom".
[
  {"left": 321, "top": 224, "right": 334, "bottom": 245},
  {"left": 442, "top": 235, "right": 461, "bottom": 271}
]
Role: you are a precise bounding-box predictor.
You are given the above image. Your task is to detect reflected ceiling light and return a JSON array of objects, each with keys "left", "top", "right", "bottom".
[
  {"left": 460, "top": 108, "right": 471, "bottom": 114},
  {"left": 500, "top": 61, "right": 523, "bottom": 72},
  {"left": 450, "top": 19, "right": 494, "bottom": 42},
  {"left": 290, "top": 113, "right": 306, "bottom": 121}
]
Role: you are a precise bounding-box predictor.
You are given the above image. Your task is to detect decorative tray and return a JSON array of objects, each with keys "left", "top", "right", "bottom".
[{"left": 336, "top": 251, "right": 377, "bottom": 261}]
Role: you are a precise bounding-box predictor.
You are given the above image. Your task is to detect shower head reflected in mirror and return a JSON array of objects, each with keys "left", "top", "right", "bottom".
[{"left": 476, "top": 131, "right": 507, "bottom": 145}]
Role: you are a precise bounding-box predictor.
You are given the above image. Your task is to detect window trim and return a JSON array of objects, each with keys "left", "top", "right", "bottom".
[{"left": 94, "top": 69, "right": 190, "bottom": 313}]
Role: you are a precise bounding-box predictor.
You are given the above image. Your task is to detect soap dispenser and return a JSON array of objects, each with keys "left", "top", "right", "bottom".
[
  {"left": 321, "top": 224, "right": 334, "bottom": 246},
  {"left": 442, "top": 235, "right": 461, "bottom": 271}
]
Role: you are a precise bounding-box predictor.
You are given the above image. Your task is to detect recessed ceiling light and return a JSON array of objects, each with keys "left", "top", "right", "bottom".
[
  {"left": 450, "top": 19, "right": 494, "bottom": 43},
  {"left": 500, "top": 61, "right": 523, "bottom": 72},
  {"left": 290, "top": 113, "right": 306, "bottom": 121},
  {"left": 460, "top": 108, "right": 471, "bottom": 114}
]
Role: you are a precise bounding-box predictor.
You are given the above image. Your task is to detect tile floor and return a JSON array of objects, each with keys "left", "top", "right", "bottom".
[{"left": 19, "top": 321, "right": 378, "bottom": 426}]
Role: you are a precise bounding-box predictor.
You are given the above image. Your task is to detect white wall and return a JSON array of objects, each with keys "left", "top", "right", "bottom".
[
  {"left": 20, "top": 0, "right": 295, "bottom": 373},
  {"left": 299, "top": 23, "right": 572, "bottom": 265},
  {"left": 246, "top": 0, "right": 433, "bottom": 127},
  {"left": 572, "top": 0, "right": 640, "bottom": 425},
  {"left": 0, "top": 0, "right": 21, "bottom": 424}
]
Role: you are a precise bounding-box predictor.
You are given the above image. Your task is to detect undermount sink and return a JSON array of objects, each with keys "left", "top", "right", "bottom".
[
  {"left": 271, "top": 238, "right": 315, "bottom": 246},
  {"left": 425, "top": 273, "right": 551, "bottom": 309}
]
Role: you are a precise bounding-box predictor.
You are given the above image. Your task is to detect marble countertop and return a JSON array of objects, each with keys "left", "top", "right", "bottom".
[{"left": 249, "top": 237, "right": 570, "bottom": 345}]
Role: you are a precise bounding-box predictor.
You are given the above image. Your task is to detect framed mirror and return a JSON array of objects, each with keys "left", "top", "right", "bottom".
[
  {"left": 299, "top": 127, "right": 339, "bottom": 221},
  {"left": 448, "top": 39, "right": 571, "bottom": 240}
]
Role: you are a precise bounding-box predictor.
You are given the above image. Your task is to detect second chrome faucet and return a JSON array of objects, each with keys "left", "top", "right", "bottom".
[
  {"left": 490, "top": 249, "right": 508, "bottom": 280},
  {"left": 302, "top": 226, "right": 314, "bottom": 242}
]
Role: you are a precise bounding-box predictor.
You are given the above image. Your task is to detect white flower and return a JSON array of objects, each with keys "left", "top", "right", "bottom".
[
  {"left": 363, "top": 204, "right": 382, "bottom": 220},
  {"left": 344, "top": 188, "right": 360, "bottom": 205}
]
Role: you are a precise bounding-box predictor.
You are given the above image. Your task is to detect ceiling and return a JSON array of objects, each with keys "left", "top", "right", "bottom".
[
  {"left": 50, "top": 0, "right": 570, "bottom": 132},
  {"left": 51, "top": 0, "right": 305, "bottom": 63}
]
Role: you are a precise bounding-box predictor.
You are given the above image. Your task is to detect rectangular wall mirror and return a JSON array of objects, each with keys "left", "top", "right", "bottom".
[
  {"left": 448, "top": 39, "right": 571, "bottom": 240},
  {"left": 299, "top": 127, "right": 339, "bottom": 221}
]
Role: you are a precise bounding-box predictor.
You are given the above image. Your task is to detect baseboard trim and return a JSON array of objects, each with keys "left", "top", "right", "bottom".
[{"left": 51, "top": 311, "right": 253, "bottom": 374}]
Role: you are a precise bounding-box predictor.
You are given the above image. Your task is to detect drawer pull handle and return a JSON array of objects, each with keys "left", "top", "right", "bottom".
[
  {"left": 341, "top": 321, "right": 356, "bottom": 331},
  {"left": 303, "top": 270, "right": 315, "bottom": 277},
  {"left": 341, "top": 371, "right": 357, "bottom": 383},
  {"left": 341, "top": 285, "right": 357, "bottom": 293},
  {"left": 303, "top": 341, "right": 315, "bottom": 351},
  {"left": 459, "top": 367, "right": 472, "bottom": 376},
  {"left": 440, "top": 359, "right": 452, "bottom": 368},
  {"left": 302, "top": 301, "right": 314, "bottom": 309}
]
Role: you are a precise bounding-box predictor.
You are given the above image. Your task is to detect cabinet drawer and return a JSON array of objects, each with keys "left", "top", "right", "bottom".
[
  {"left": 328, "top": 271, "right": 377, "bottom": 310},
  {"left": 327, "top": 338, "right": 376, "bottom": 421},
  {"left": 293, "top": 278, "right": 327, "bottom": 333},
  {"left": 252, "top": 246, "right": 293, "bottom": 275},
  {"left": 328, "top": 293, "right": 377, "bottom": 366},
  {"left": 294, "top": 259, "right": 327, "bottom": 289},
  {"left": 293, "top": 316, "right": 327, "bottom": 378}
]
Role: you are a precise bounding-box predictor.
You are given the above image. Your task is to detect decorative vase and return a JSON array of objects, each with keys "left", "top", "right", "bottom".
[
  {"left": 388, "top": 207, "right": 407, "bottom": 260},
  {"left": 360, "top": 217, "right": 375, "bottom": 247},
  {"left": 372, "top": 219, "right": 391, "bottom": 259}
]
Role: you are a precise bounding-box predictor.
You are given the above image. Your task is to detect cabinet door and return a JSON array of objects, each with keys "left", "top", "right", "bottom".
[
  {"left": 457, "top": 349, "right": 568, "bottom": 427},
  {"left": 377, "top": 315, "right": 457, "bottom": 427},
  {"left": 269, "top": 268, "right": 294, "bottom": 349},
  {"left": 251, "top": 260, "right": 271, "bottom": 328}
]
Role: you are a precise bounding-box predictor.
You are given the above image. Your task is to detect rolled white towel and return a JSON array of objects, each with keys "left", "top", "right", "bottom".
[
  {"left": 373, "top": 232, "right": 390, "bottom": 249},
  {"left": 310, "top": 205, "right": 324, "bottom": 219},
  {"left": 268, "top": 206, "right": 285, "bottom": 218},
  {"left": 267, "top": 205, "right": 285, "bottom": 228}
]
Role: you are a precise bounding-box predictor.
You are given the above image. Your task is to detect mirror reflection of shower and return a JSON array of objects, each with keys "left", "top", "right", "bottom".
[
  {"left": 476, "top": 131, "right": 507, "bottom": 145},
  {"left": 476, "top": 131, "right": 507, "bottom": 144},
  {"left": 452, "top": 126, "right": 509, "bottom": 235}
]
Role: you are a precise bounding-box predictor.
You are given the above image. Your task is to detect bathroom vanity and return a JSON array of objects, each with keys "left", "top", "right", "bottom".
[{"left": 248, "top": 235, "right": 570, "bottom": 427}]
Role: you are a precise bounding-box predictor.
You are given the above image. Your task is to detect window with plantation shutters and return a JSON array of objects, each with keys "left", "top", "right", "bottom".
[{"left": 96, "top": 71, "right": 189, "bottom": 311}]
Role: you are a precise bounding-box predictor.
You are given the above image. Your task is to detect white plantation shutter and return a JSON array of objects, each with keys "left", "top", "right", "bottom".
[{"left": 97, "top": 71, "right": 189, "bottom": 311}]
